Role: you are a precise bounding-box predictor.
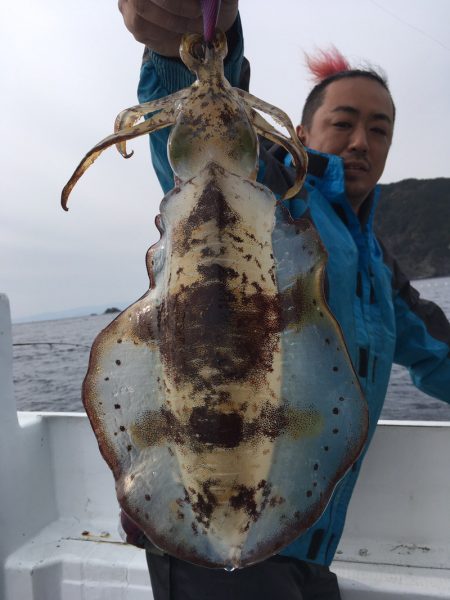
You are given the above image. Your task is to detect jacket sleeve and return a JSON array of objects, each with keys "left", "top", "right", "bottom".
[
  {"left": 385, "top": 246, "right": 450, "bottom": 403},
  {"left": 137, "top": 14, "right": 248, "bottom": 194}
]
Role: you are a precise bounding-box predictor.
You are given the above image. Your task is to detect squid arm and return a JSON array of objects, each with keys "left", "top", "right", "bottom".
[
  {"left": 61, "top": 106, "right": 176, "bottom": 211},
  {"left": 236, "top": 88, "right": 302, "bottom": 142},
  {"left": 114, "top": 89, "right": 190, "bottom": 158},
  {"left": 245, "top": 106, "right": 308, "bottom": 200}
]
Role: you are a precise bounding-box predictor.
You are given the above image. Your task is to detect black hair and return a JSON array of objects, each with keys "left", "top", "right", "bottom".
[{"left": 301, "top": 70, "right": 396, "bottom": 128}]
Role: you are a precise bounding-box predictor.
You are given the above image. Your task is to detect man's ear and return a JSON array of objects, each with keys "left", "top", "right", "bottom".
[{"left": 296, "top": 124, "right": 309, "bottom": 146}]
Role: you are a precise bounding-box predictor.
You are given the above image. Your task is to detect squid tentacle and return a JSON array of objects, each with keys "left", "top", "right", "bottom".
[
  {"left": 248, "top": 108, "right": 307, "bottom": 200},
  {"left": 235, "top": 89, "right": 301, "bottom": 143},
  {"left": 114, "top": 89, "right": 190, "bottom": 158},
  {"left": 61, "top": 107, "right": 176, "bottom": 211}
]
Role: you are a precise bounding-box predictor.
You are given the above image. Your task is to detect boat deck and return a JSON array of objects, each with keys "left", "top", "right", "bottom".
[{"left": 1, "top": 294, "right": 449, "bottom": 599}]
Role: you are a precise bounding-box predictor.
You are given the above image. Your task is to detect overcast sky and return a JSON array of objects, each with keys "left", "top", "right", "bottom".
[{"left": 1, "top": 0, "right": 449, "bottom": 321}]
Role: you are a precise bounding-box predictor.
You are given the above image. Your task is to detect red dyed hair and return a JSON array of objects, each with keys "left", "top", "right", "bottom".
[
  {"left": 305, "top": 47, "right": 351, "bottom": 84},
  {"left": 300, "top": 48, "right": 394, "bottom": 127}
]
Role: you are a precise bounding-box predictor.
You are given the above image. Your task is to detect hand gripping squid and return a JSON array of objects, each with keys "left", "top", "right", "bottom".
[{"left": 62, "top": 31, "right": 368, "bottom": 570}]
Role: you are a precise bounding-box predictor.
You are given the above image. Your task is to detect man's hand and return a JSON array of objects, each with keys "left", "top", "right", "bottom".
[{"left": 118, "top": 0, "right": 239, "bottom": 57}]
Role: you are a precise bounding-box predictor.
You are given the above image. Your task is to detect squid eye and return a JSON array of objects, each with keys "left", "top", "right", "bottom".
[{"left": 191, "top": 41, "right": 205, "bottom": 60}]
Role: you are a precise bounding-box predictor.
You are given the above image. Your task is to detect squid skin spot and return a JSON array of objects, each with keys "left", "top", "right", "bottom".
[
  {"left": 333, "top": 408, "right": 339, "bottom": 415},
  {"left": 333, "top": 428, "right": 339, "bottom": 434},
  {"left": 333, "top": 366, "right": 339, "bottom": 372},
  {"left": 339, "top": 396, "right": 345, "bottom": 402},
  {"left": 325, "top": 338, "right": 330, "bottom": 345},
  {"left": 313, "top": 482, "right": 318, "bottom": 487},
  {"left": 319, "top": 311, "right": 324, "bottom": 317},
  {"left": 127, "top": 445, "right": 132, "bottom": 451},
  {"left": 130, "top": 474, "right": 135, "bottom": 480},
  {"left": 116, "top": 359, "right": 121, "bottom": 366},
  {"left": 312, "top": 299, "right": 317, "bottom": 305},
  {"left": 324, "top": 446, "right": 329, "bottom": 452},
  {"left": 120, "top": 425, "right": 126, "bottom": 432},
  {"left": 117, "top": 339, "right": 122, "bottom": 344},
  {"left": 228, "top": 233, "right": 243, "bottom": 243},
  {"left": 313, "top": 463, "right": 319, "bottom": 471},
  {"left": 269, "top": 496, "right": 285, "bottom": 508},
  {"left": 114, "top": 432, "right": 118, "bottom": 436},
  {"left": 145, "top": 494, "right": 151, "bottom": 501},
  {"left": 104, "top": 377, "right": 110, "bottom": 381},
  {"left": 114, "top": 404, "right": 121, "bottom": 409},
  {"left": 145, "top": 513, "right": 149, "bottom": 520},
  {"left": 306, "top": 490, "right": 313, "bottom": 498}
]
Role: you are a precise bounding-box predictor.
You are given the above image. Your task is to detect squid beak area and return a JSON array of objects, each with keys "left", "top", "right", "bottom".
[{"left": 180, "top": 30, "right": 227, "bottom": 72}]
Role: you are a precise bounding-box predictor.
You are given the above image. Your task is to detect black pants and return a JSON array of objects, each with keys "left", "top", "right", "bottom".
[{"left": 146, "top": 551, "right": 342, "bottom": 600}]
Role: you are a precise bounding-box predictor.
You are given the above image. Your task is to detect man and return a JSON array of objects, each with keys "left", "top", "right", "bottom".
[{"left": 118, "top": 2, "right": 450, "bottom": 598}]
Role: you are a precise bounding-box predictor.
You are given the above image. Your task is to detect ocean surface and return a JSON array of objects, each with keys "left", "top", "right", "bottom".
[{"left": 12, "top": 276, "right": 450, "bottom": 420}]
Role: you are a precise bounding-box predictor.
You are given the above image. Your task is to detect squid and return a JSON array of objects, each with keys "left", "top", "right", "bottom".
[{"left": 62, "top": 31, "right": 368, "bottom": 570}]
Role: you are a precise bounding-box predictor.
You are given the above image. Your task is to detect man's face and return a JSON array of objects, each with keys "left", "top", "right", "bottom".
[{"left": 297, "top": 77, "right": 394, "bottom": 213}]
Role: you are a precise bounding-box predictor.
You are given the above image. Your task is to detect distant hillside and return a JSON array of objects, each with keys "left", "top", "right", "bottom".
[{"left": 375, "top": 177, "right": 450, "bottom": 279}]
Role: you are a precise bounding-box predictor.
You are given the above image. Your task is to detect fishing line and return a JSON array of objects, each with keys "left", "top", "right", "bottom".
[{"left": 367, "top": 0, "right": 450, "bottom": 52}]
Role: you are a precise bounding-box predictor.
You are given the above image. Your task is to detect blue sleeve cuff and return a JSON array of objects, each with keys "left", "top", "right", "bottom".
[{"left": 394, "top": 295, "right": 450, "bottom": 403}]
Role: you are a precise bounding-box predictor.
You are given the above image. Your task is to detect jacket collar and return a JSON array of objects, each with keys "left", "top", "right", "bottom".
[{"left": 286, "top": 148, "right": 380, "bottom": 233}]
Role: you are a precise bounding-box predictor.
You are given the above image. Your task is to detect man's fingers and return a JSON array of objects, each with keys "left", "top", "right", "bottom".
[
  {"left": 149, "top": 0, "right": 202, "bottom": 19},
  {"left": 119, "top": 0, "right": 239, "bottom": 55},
  {"left": 126, "top": 15, "right": 182, "bottom": 49},
  {"left": 217, "top": 0, "right": 239, "bottom": 32},
  {"left": 136, "top": 7, "right": 203, "bottom": 37}
]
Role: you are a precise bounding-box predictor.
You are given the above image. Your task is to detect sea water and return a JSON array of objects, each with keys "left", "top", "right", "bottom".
[{"left": 12, "top": 276, "right": 450, "bottom": 420}]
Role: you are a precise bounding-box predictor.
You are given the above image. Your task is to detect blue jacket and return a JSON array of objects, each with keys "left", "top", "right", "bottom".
[{"left": 136, "top": 17, "right": 450, "bottom": 566}]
